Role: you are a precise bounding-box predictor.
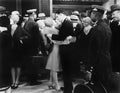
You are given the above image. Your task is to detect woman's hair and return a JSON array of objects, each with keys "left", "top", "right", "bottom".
[{"left": 44, "top": 17, "right": 54, "bottom": 27}]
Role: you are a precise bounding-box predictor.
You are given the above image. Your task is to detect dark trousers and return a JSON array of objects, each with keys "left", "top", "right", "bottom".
[
  {"left": 91, "top": 65, "right": 112, "bottom": 92},
  {"left": 24, "top": 56, "right": 38, "bottom": 83},
  {"left": 60, "top": 45, "right": 75, "bottom": 93}
]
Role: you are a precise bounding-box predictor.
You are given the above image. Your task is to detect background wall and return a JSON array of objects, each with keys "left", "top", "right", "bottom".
[
  {"left": 21, "top": 0, "right": 39, "bottom": 15},
  {"left": 38, "top": 0, "right": 52, "bottom": 17},
  {"left": 0, "top": 0, "right": 119, "bottom": 16},
  {"left": 0, "top": 0, "right": 16, "bottom": 13}
]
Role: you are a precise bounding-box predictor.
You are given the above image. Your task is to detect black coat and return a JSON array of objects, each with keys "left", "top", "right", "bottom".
[
  {"left": 110, "top": 20, "right": 120, "bottom": 72},
  {"left": 0, "top": 28, "right": 12, "bottom": 87},
  {"left": 76, "top": 27, "right": 92, "bottom": 65},
  {"left": 88, "top": 19, "right": 112, "bottom": 89},
  {"left": 11, "top": 26, "right": 30, "bottom": 67},
  {"left": 23, "top": 18, "right": 46, "bottom": 56},
  {"left": 0, "top": 16, "right": 11, "bottom": 87}
]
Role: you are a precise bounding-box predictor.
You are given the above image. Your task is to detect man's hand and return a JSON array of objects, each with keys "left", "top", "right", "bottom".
[
  {"left": 0, "top": 27, "right": 7, "bottom": 32},
  {"left": 66, "top": 36, "right": 76, "bottom": 43}
]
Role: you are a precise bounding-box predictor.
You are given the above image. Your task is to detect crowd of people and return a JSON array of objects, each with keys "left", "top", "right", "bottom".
[{"left": 0, "top": 4, "right": 120, "bottom": 93}]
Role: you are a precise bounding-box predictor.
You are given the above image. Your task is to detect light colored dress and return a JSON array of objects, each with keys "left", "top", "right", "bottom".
[
  {"left": 43, "top": 26, "right": 61, "bottom": 72},
  {"left": 45, "top": 36, "right": 71, "bottom": 72},
  {"left": 46, "top": 44, "right": 61, "bottom": 72},
  {"left": 44, "top": 19, "right": 71, "bottom": 72}
]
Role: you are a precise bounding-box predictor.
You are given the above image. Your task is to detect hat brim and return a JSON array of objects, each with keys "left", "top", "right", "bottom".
[{"left": 111, "top": 9, "right": 120, "bottom": 13}]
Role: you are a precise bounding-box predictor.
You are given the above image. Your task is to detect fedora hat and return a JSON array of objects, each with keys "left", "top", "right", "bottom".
[{"left": 110, "top": 4, "right": 120, "bottom": 13}]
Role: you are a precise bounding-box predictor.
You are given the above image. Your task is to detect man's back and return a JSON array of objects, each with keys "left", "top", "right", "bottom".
[{"left": 23, "top": 18, "right": 45, "bottom": 56}]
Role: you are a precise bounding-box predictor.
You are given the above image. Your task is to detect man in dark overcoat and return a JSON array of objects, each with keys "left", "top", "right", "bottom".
[
  {"left": 110, "top": 4, "right": 120, "bottom": 73},
  {"left": 88, "top": 5, "right": 112, "bottom": 92},
  {"left": 23, "top": 9, "right": 46, "bottom": 85},
  {"left": 0, "top": 6, "right": 12, "bottom": 88}
]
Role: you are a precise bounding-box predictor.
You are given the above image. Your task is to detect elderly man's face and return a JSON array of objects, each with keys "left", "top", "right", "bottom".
[{"left": 112, "top": 10, "right": 120, "bottom": 21}]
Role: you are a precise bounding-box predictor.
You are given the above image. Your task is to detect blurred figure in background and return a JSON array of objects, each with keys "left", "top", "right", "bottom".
[
  {"left": 37, "top": 13, "right": 46, "bottom": 21},
  {"left": 69, "top": 14, "right": 83, "bottom": 78},
  {"left": 75, "top": 16, "right": 92, "bottom": 71},
  {"left": 21, "top": 14, "right": 29, "bottom": 27},
  {"left": 36, "top": 13, "right": 46, "bottom": 51}
]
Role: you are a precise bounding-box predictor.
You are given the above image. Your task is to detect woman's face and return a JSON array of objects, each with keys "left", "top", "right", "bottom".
[
  {"left": 11, "top": 14, "right": 20, "bottom": 23},
  {"left": 82, "top": 17, "right": 91, "bottom": 27},
  {"left": 82, "top": 20, "right": 89, "bottom": 27}
]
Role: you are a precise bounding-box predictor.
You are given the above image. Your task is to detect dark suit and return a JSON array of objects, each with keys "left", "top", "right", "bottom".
[
  {"left": 88, "top": 19, "right": 112, "bottom": 91},
  {"left": 110, "top": 20, "right": 120, "bottom": 72},
  {"left": 52, "top": 18, "right": 75, "bottom": 93}
]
